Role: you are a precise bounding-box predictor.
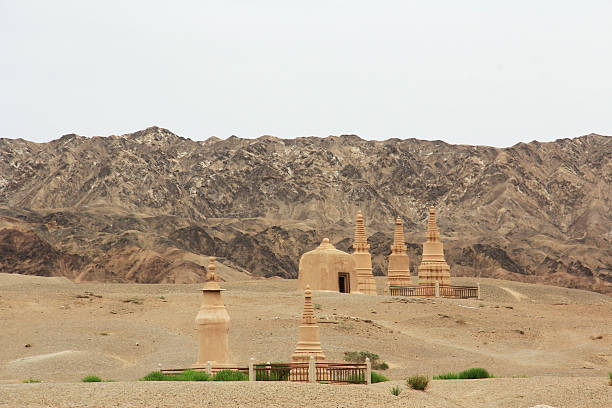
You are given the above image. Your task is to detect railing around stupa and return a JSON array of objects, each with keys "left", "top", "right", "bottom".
[
  {"left": 388, "top": 282, "right": 480, "bottom": 299},
  {"left": 161, "top": 357, "right": 370, "bottom": 384}
]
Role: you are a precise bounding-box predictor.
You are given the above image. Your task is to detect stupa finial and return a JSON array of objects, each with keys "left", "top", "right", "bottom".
[
  {"left": 391, "top": 216, "right": 407, "bottom": 254},
  {"left": 207, "top": 256, "right": 217, "bottom": 282},
  {"left": 353, "top": 210, "right": 370, "bottom": 252},
  {"left": 426, "top": 206, "right": 440, "bottom": 243}
]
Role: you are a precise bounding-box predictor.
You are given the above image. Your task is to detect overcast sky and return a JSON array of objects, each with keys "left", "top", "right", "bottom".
[{"left": 1, "top": 1, "right": 611, "bottom": 146}]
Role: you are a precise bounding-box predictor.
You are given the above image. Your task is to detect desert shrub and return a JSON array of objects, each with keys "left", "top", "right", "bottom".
[
  {"left": 371, "top": 371, "right": 389, "bottom": 383},
  {"left": 458, "top": 368, "right": 492, "bottom": 379},
  {"left": 608, "top": 372, "right": 612, "bottom": 385},
  {"left": 141, "top": 371, "right": 166, "bottom": 381},
  {"left": 434, "top": 368, "right": 493, "bottom": 380},
  {"left": 433, "top": 372, "right": 459, "bottom": 380},
  {"left": 82, "top": 375, "right": 102, "bottom": 382},
  {"left": 213, "top": 370, "right": 248, "bottom": 381},
  {"left": 407, "top": 374, "right": 429, "bottom": 390},
  {"left": 344, "top": 351, "right": 388, "bottom": 370},
  {"left": 391, "top": 385, "right": 401, "bottom": 396},
  {"left": 140, "top": 370, "right": 211, "bottom": 381},
  {"left": 180, "top": 370, "right": 212, "bottom": 381},
  {"left": 22, "top": 378, "right": 41, "bottom": 383}
]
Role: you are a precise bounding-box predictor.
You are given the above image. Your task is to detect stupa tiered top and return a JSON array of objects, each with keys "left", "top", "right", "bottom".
[
  {"left": 417, "top": 206, "right": 451, "bottom": 286},
  {"left": 387, "top": 216, "right": 412, "bottom": 287},
  {"left": 352, "top": 211, "right": 377, "bottom": 295}
]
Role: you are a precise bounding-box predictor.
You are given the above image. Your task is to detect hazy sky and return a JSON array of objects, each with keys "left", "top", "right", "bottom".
[{"left": 1, "top": 1, "right": 611, "bottom": 146}]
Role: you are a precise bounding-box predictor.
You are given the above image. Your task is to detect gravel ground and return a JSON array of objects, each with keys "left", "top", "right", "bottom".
[{"left": 1, "top": 377, "right": 610, "bottom": 408}]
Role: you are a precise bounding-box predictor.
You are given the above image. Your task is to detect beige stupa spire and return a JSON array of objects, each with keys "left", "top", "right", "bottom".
[
  {"left": 387, "top": 216, "right": 412, "bottom": 287},
  {"left": 292, "top": 285, "right": 326, "bottom": 362},
  {"left": 352, "top": 211, "right": 377, "bottom": 295},
  {"left": 193, "top": 257, "right": 234, "bottom": 368},
  {"left": 418, "top": 206, "right": 451, "bottom": 286}
]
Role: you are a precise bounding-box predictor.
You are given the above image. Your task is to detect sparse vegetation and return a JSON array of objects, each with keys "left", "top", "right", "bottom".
[
  {"left": 407, "top": 374, "right": 429, "bottom": 390},
  {"left": 141, "top": 370, "right": 211, "bottom": 381},
  {"left": 346, "top": 373, "right": 365, "bottom": 384},
  {"left": 434, "top": 368, "right": 493, "bottom": 380},
  {"left": 213, "top": 370, "right": 248, "bottom": 381},
  {"left": 391, "top": 385, "right": 401, "bottom": 396},
  {"left": 344, "top": 351, "right": 388, "bottom": 370},
  {"left": 608, "top": 372, "right": 611, "bottom": 386},
  {"left": 371, "top": 371, "right": 389, "bottom": 383},
  {"left": 82, "top": 375, "right": 102, "bottom": 382},
  {"left": 22, "top": 378, "right": 41, "bottom": 383},
  {"left": 159, "top": 296, "right": 165, "bottom": 300},
  {"left": 313, "top": 303, "right": 322, "bottom": 310}
]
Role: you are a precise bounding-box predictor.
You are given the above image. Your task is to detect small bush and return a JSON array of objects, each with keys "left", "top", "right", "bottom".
[
  {"left": 391, "top": 385, "right": 401, "bottom": 396},
  {"left": 434, "top": 368, "right": 493, "bottom": 380},
  {"left": 140, "top": 370, "right": 211, "bottom": 381},
  {"left": 433, "top": 372, "right": 459, "bottom": 380},
  {"left": 213, "top": 370, "right": 248, "bottom": 381},
  {"left": 82, "top": 375, "right": 102, "bottom": 382},
  {"left": 344, "top": 351, "right": 388, "bottom": 370},
  {"left": 407, "top": 374, "right": 429, "bottom": 390},
  {"left": 22, "top": 378, "right": 41, "bottom": 383},
  {"left": 371, "top": 371, "right": 389, "bottom": 383},
  {"left": 180, "top": 370, "right": 212, "bottom": 381},
  {"left": 458, "top": 368, "right": 491, "bottom": 379},
  {"left": 141, "top": 371, "right": 166, "bottom": 381}
]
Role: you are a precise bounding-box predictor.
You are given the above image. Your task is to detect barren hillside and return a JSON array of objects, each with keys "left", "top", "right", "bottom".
[{"left": 0, "top": 127, "right": 610, "bottom": 292}]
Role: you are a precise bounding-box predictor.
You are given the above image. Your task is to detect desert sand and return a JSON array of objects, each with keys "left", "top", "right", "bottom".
[{"left": 0, "top": 273, "right": 610, "bottom": 407}]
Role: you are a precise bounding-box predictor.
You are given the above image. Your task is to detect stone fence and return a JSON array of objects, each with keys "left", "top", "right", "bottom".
[{"left": 161, "top": 356, "right": 371, "bottom": 384}]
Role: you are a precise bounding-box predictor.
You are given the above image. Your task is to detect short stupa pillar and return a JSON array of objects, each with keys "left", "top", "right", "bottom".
[
  {"left": 193, "top": 257, "right": 234, "bottom": 368},
  {"left": 418, "top": 206, "right": 451, "bottom": 286},
  {"left": 386, "top": 216, "right": 412, "bottom": 287},
  {"left": 352, "top": 211, "right": 377, "bottom": 295},
  {"left": 292, "top": 285, "right": 326, "bottom": 363}
]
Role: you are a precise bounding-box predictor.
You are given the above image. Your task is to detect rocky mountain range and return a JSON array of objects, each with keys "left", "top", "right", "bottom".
[{"left": 0, "top": 127, "right": 610, "bottom": 293}]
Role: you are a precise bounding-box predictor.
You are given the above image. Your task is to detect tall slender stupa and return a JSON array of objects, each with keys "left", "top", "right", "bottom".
[
  {"left": 352, "top": 211, "right": 377, "bottom": 295},
  {"left": 418, "top": 206, "right": 451, "bottom": 286},
  {"left": 193, "top": 257, "right": 234, "bottom": 368},
  {"left": 387, "top": 216, "right": 412, "bottom": 287},
  {"left": 292, "top": 285, "right": 326, "bottom": 362}
]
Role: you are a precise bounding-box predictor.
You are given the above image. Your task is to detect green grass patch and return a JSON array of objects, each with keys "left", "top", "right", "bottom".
[
  {"left": 391, "top": 385, "right": 401, "bottom": 396},
  {"left": 213, "top": 370, "right": 248, "bottom": 381},
  {"left": 407, "top": 374, "right": 429, "bottom": 390},
  {"left": 371, "top": 371, "right": 389, "bottom": 383},
  {"left": 434, "top": 367, "right": 493, "bottom": 380},
  {"left": 82, "top": 375, "right": 102, "bottom": 382},
  {"left": 22, "top": 378, "right": 41, "bottom": 383},
  {"left": 140, "top": 370, "right": 211, "bottom": 381}
]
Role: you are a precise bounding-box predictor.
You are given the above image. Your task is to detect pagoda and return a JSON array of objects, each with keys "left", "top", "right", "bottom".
[
  {"left": 352, "top": 211, "right": 377, "bottom": 295},
  {"left": 387, "top": 216, "right": 412, "bottom": 287},
  {"left": 417, "top": 206, "right": 451, "bottom": 286}
]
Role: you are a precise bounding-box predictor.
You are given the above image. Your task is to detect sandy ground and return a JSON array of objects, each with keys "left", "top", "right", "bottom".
[{"left": 0, "top": 273, "right": 610, "bottom": 407}]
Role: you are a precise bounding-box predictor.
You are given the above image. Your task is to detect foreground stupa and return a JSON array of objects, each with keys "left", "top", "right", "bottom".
[
  {"left": 297, "top": 238, "right": 359, "bottom": 293},
  {"left": 292, "top": 285, "right": 326, "bottom": 362},
  {"left": 193, "top": 257, "right": 234, "bottom": 368},
  {"left": 387, "top": 216, "right": 412, "bottom": 287},
  {"left": 352, "top": 211, "right": 377, "bottom": 295},
  {"left": 417, "top": 206, "right": 451, "bottom": 286}
]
